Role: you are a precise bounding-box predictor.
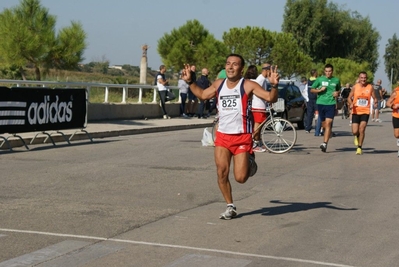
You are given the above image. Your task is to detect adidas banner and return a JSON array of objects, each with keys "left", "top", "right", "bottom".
[{"left": 0, "top": 87, "right": 87, "bottom": 134}]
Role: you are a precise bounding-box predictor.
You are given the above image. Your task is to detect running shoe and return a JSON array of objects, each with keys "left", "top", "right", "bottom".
[
  {"left": 219, "top": 206, "right": 237, "bottom": 220},
  {"left": 397, "top": 139, "right": 399, "bottom": 147},
  {"left": 253, "top": 146, "right": 266, "bottom": 153},
  {"left": 248, "top": 153, "right": 257, "bottom": 177},
  {"left": 354, "top": 136, "right": 359, "bottom": 146},
  {"left": 320, "top": 142, "right": 327, "bottom": 152},
  {"left": 397, "top": 151, "right": 399, "bottom": 158},
  {"left": 356, "top": 148, "right": 362, "bottom": 155}
]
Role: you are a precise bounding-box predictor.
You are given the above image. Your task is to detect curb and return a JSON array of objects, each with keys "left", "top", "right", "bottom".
[{"left": 1, "top": 122, "right": 213, "bottom": 151}]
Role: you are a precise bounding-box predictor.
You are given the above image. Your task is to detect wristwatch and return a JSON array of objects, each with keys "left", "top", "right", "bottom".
[{"left": 188, "top": 80, "right": 194, "bottom": 85}]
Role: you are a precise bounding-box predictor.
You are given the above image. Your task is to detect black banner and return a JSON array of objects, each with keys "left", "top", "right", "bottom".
[{"left": 0, "top": 87, "right": 87, "bottom": 134}]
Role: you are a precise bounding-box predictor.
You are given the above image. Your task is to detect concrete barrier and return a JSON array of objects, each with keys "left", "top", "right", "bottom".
[{"left": 88, "top": 102, "right": 181, "bottom": 121}]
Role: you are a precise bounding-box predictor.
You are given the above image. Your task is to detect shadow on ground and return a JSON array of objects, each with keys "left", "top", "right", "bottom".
[{"left": 237, "top": 200, "right": 357, "bottom": 218}]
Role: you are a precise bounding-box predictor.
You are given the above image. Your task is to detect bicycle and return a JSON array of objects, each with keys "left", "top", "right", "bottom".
[
  {"left": 211, "top": 98, "right": 297, "bottom": 153},
  {"left": 341, "top": 98, "right": 350, "bottom": 119}
]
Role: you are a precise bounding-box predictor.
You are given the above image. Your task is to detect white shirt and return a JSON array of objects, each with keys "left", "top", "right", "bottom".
[
  {"left": 178, "top": 79, "right": 189, "bottom": 94},
  {"left": 157, "top": 74, "right": 167, "bottom": 91},
  {"left": 252, "top": 74, "right": 268, "bottom": 109},
  {"left": 299, "top": 83, "right": 309, "bottom": 102}
]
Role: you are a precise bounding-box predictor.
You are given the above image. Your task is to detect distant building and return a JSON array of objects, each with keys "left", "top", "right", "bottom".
[{"left": 109, "top": 65, "right": 123, "bottom": 70}]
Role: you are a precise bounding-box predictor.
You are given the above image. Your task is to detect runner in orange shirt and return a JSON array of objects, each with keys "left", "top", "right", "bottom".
[
  {"left": 385, "top": 80, "right": 399, "bottom": 157},
  {"left": 347, "top": 71, "right": 377, "bottom": 155}
]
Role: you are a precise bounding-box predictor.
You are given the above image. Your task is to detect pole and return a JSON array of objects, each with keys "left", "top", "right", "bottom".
[{"left": 390, "top": 67, "right": 393, "bottom": 91}]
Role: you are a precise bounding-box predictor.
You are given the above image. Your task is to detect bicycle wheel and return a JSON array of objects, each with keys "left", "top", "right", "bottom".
[
  {"left": 260, "top": 118, "right": 297, "bottom": 153},
  {"left": 211, "top": 119, "right": 218, "bottom": 142}
]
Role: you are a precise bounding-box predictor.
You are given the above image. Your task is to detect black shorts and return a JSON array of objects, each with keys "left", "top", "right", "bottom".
[
  {"left": 352, "top": 114, "right": 369, "bottom": 124},
  {"left": 393, "top": 117, "right": 399, "bottom": 129}
]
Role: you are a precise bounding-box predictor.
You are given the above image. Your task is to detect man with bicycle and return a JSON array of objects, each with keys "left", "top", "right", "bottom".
[
  {"left": 181, "top": 54, "right": 279, "bottom": 220},
  {"left": 340, "top": 83, "right": 352, "bottom": 119},
  {"left": 252, "top": 63, "right": 273, "bottom": 152}
]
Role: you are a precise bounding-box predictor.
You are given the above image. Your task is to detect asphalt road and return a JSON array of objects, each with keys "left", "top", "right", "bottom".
[{"left": 0, "top": 111, "right": 398, "bottom": 267}]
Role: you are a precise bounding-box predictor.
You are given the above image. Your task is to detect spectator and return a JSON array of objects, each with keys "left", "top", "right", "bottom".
[
  {"left": 248, "top": 64, "right": 267, "bottom": 152},
  {"left": 186, "top": 65, "right": 197, "bottom": 116},
  {"left": 340, "top": 83, "right": 352, "bottom": 123},
  {"left": 178, "top": 72, "right": 189, "bottom": 118},
  {"left": 299, "top": 77, "right": 309, "bottom": 103},
  {"left": 156, "top": 65, "right": 171, "bottom": 119},
  {"left": 371, "top": 79, "right": 383, "bottom": 122},
  {"left": 306, "top": 69, "right": 318, "bottom": 134},
  {"left": 196, "top": 68, "right": 211, "bottom": 119},
  {"left": 341, "top": 83, "right": 352, "bottom": 99}
]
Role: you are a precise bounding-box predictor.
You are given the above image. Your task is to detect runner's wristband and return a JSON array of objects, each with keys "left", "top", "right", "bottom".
[{"left": 188, "top": 80, "right": 194, "bottom": 85}]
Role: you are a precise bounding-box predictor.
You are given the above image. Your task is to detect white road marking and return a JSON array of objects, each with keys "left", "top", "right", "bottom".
[
  {"left": 0, "top": 240, "right": 90, "bottom": 267},
  {"left": 0, "top": 228, "right": 355, "bottom": 267},
  {"left": 165, "top": 254, "right": 251, "bottom": 267}
]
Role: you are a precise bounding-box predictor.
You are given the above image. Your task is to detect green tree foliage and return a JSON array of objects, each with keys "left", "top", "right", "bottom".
[
  {"left": 0, "top": 0, "right": 87, "bottom": 80},
  {"left": 157, "top": 19, "right": 228, "bottom": 79},
  {"left": 269, "top": 32, "right": 312, "bottom": 79},
  {"left": 49, "top": 21, "right": 87, "bottom": 71},
  {"left": 384, "top": 33, "right": 399, "bottom": 87},
  {"left": 222, "top": 27, "right": 312, "bottom": 78},
  {"left": 325, "top": 58, "right": 372, "bottom": 85},
  {"left": 282, "top": 0, "right": 380, "bottom": 73},
  {"left": 223, "top": 26, "right": 274, "bottom": 66},
  {"left": 282, "top": 0, "right": 329, "bottom": 62}
]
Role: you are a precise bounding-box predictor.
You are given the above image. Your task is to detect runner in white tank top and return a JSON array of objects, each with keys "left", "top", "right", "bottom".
[
  {"left": 181, "top": 54, "right": 280, "bottom": 220},
  {"left": 216, "top": 78, "right": 253, "bottom": 134}
]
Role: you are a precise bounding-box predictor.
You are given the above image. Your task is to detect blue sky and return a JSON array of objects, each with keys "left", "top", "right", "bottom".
[{"left": 1, "top": 0, "right": 398, "bottom": 88}]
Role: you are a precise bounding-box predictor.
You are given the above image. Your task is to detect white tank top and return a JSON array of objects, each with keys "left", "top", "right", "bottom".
[
  {"left": 251, "top": 78, "right": 267, "bottom": 109},
  {"left": 216, "top": 78, "right": 253, "bottom": 134}
]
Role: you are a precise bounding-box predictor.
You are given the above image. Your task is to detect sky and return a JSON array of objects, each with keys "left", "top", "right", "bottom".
[{"left": 1, "top": 0, "right": 398, "bottom": 89}]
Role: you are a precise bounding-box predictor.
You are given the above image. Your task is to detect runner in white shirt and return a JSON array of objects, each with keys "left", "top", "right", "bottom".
[{"left": 181, "top": 54, "right": 279, "bottom": 220}]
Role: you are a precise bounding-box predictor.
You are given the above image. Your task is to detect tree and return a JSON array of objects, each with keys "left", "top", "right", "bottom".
[
  {"left": 157, "top": 19, "right": 228, "bottom": 79},
  {"left": 384, "top": 33, "right": 399, "bottom": 87},
  {"left": 282, "top": 0, "right": 329, "bottom": 62},
  {"left": 49, "top": 21, "right": 87, "bottom": 71},
  {"left": 222, "top": 27, "right": 312, "bottom": 78},
  {"left": 0, "top": 0, "right": 87, "bottom": 80},
  {"left": 269, "top": 32, "right": 312, "bottom": 79},
  {"left": 223, "top": 26, "right": 274, "bottom": 66},
  {"left": 325, "top": 57, "right": 372, "bottom": 85},
  {"left": 282, "top": 0, "right": 380, "bottom": 73}
]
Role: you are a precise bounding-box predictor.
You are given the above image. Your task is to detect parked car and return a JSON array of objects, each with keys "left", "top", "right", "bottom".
[{"left": 268, "top": 80, "right": 307, "bottom": 129}]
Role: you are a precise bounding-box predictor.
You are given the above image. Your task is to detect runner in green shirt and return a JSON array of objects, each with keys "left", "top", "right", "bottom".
[{"left": 310, "top": 64, "right": 341, "bottom": 152}]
